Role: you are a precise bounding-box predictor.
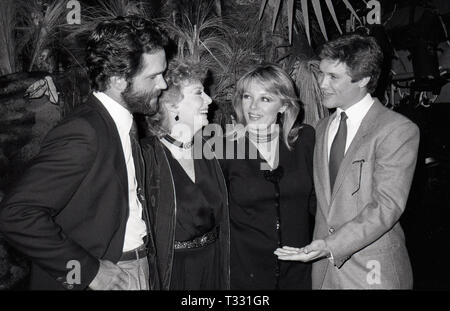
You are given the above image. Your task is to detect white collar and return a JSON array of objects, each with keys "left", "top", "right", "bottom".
[
  {"left": 93, "top": 91, "right": 133, "bottom": 134},
  {"left": 336, "top": 93, "right": 374, "bottom": 123}
]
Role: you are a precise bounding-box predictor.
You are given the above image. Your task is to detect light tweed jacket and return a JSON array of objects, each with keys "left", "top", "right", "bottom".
[{"left": 312, "top": 99, "right": 419, "bottom": 289}]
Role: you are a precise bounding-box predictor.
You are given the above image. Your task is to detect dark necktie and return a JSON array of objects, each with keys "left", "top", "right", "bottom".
[
  {"left": 129, "top": 120, "right": 144, "bottom": 190},
  {"left": 329, "top": 112, "right": 348, "bottom": 190},
  {"left": 129, "top": 120, "right": 149, "bottom": 240}
]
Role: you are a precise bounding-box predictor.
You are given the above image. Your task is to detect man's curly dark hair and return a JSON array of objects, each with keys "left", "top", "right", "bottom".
[{"left": 85, "top": 15, "right": 169, "bottom": 92}]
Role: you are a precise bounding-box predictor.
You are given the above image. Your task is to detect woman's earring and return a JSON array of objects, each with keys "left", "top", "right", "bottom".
[
  {"left": 175, "top": 114, "right": 179, "bottom": 121},
  {"left": 276, "top": 111, "right": 284, "bottom": 123}
]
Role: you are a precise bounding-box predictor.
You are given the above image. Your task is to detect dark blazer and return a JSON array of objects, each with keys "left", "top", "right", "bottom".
[
  {"left": 140, "top": 136, "right": 231, "bottom": 290},
  {"left": 0, "top": 95, "right": 139, "bottom": 290}
]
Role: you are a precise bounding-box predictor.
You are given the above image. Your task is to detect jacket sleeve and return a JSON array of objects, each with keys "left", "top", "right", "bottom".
[
  {"left": 325, "top": 120, "right": 420, "bottom": 268},
  {"left": 0, "top": 118, "right": 100, "bottom": 289}
]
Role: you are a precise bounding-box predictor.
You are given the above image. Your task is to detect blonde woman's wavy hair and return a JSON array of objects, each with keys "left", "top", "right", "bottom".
[{"left": 232, "top": 63, "right": 303, "bottom": 150}]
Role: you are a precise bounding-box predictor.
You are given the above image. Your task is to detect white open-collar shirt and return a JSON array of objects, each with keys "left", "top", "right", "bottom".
[{"left": 94, "top": 92, "right": 147, "bottom": 252}]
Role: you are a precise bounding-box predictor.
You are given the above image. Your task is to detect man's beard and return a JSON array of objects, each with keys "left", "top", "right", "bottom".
[{"left": 122, "top": 85, "right": 161, "bottom": 116}]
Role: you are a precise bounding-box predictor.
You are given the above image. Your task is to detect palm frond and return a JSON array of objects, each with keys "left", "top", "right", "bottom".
[
  {"left": 0, "top": 0, "right": 17, "bottom": 74},
  {"left": 208, "top": 15, "right": 265, "bottom": 102},
  {"left": 160, "top": 2, "right": 231, "bottom": 64},
  {"left": 291, "top": 58, "right": 328, "bottom": 127},
  {"left": 64, "top": 0, "right": 151, "bottom": 41},
  {"left": 23, "top": 0, "right": 67, "bottom": 71},
  {"left": 61, "top": 0, "right": 153, "bottom": 71},
  {"left": 90, "top": 0, "right": 148, "bottom": 20}
]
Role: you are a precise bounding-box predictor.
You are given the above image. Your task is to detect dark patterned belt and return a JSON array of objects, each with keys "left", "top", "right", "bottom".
[{"left": 174, "top": 227, "right": 219, "bottom": 250}]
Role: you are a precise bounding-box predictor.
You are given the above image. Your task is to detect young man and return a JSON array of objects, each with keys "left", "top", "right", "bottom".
[
  {"left": 0, "top": 16, "right": 168, "bottom": 290},
  {"left": 275, "top": 34, "right": 419, "bottom": 289}
]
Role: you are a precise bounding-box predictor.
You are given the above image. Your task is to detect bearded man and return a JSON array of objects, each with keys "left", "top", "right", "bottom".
[{"left": 0, "top": 16, "right": 168, "bottom": 290}]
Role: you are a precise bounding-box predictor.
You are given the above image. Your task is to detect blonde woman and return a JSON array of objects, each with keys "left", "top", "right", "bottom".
[{"left": 220, "top": 63, "right": 316, "bottom": 289}]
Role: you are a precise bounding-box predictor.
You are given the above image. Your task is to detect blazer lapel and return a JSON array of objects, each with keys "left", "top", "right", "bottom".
[
  {"left": 86, "top": 94, "right": 128, "bottom": 197},
  {"left": 329, "top": 100, "right": 384, "bottom": 204},
  {"left": 315, "top": 114, "right": 334, "bottom": 212}
]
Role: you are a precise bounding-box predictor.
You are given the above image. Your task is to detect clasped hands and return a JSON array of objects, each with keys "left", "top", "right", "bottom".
[{"left": 274, "top": 239, "right": 331, "bottom": 262}]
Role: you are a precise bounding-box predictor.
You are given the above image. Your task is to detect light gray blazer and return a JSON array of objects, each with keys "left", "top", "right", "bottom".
[{"left": 312, "top": 99, "right": 419, "bottom": 289}]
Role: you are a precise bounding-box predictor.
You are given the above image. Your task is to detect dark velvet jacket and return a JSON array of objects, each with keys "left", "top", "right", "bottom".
[{"left": 140, "top": 136, "right": 231, "bottom": 290}]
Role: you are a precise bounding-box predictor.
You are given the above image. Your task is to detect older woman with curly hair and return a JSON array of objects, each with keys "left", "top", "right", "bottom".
[{"left": 140, "top": 58, "right": 230, "bottom": 290}]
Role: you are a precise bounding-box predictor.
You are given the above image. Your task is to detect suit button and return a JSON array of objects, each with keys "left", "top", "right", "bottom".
[
  {"left": 62, "top": 281, "right": 74, "bottom": 290},
  {"left": 150, "top": 195, "right": 156, "bottom": 207},
  {"left": 329, "top": 227, "right": 335, "bottom": 234}
]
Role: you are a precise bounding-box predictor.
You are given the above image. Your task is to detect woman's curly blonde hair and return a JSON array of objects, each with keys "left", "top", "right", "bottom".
[{"left": 145, "top": 57, "right": 208, "bottom": 137}]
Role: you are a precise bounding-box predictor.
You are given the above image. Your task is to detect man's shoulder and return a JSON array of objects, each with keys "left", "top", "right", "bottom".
[
  {"left": 41, "top": 100, "right": 118, "bottom": 156},
  {"left": 316, "top": 114, "right": 333, "bottom": 133},
  {"left": 373, "top": 101, "right": 418, "bottom": 131},
  {"left": 360, "top": 101, "right": 420, "bottom": 146},
  {"left": 58, "top": 99, "right": 114, "bottom": 136}
]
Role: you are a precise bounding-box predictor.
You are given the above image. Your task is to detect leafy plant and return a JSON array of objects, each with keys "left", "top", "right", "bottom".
[
  {"left": 259, "top": 0, "right": 362, "bottom": 45},
  {"left": 62, "top": 0, "right": 154, "bottom": 70},
  {"left": 17, "top": 0, "right": 67, "bottom": 72},
  {"left": 160, "top": 1, "right": 228, "bottom": 64},
  {"left": 0, "top": 0, "right": 19, "bottom": 75},
  {"left": 0, "top": 0, "right": 40, "bottom": 75},
  {"left": 89, "top": 0, "right": 148, "bottom": 19},
  {"left": 159, "top": 2, "right": 230, "bottom": 94},
  {"left": 291, "top": 58, "right": 327, "bottom": 126}
]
